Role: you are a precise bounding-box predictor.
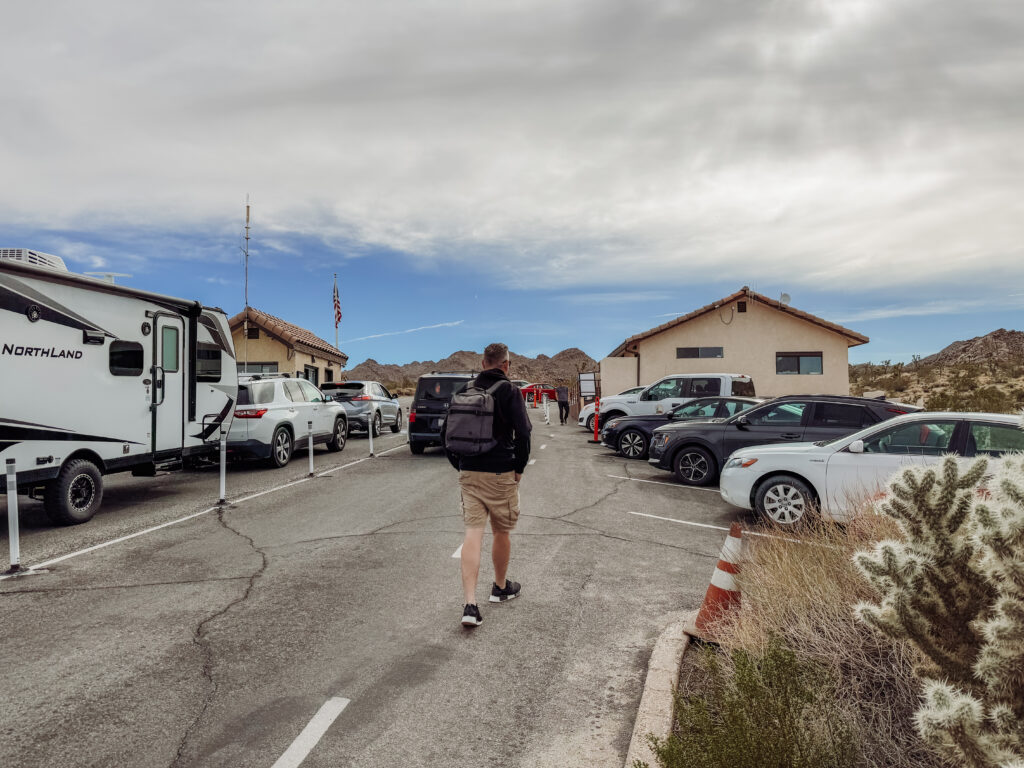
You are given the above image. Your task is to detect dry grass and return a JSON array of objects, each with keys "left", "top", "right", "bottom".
[{"left": 703, "top": 515, "right": 954, "bottom": 768}]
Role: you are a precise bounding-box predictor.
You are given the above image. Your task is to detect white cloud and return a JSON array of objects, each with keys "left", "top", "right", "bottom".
[
  {"left": 343, "top": 320, "right": 464, "bottom": 343},
  {"left": 3, "top": 1, "right": 1023, "bottom": 296},
  {"left": 835, "top": 295, "right": 1024, "bottom": 323}
]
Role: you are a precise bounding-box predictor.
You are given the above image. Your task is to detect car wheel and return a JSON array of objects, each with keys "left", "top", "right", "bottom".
[
  {"left": 755, "top": 475, "right": 816, "bottom": 526},
  {"left": 268, "top": 426, "right": 293, "bottom": 468},
  {"left": 371, "top": 412, "right": 382, "bottom": 437},
  {"left": 326, "top": 418, "right": 347, "bottom": 452},
  {"left": 390, "top": 409, "right": 402, "bottom": 433},
  {"left": 672, "top": 446, "right": 717, "bottom": 486},
  {"left": 618, "top": 429, "right": 648, "bottom": 459},
  {"left": 410, "top": 441, "right": 425, "bottom": 455},
  {"left": 45, "top": 458, "right": 104, "bottom": 525},
  {"left": 585, "top": 414, "right": 595, "bottom": 432}
]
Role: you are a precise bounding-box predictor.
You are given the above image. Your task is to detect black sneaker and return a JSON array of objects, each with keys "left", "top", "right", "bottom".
[
  {"left": 461, "top": 603, "right": 483, "bottom": 627},
  {"left": 490, "top": 579, "right": 521, "bottom": 603}
]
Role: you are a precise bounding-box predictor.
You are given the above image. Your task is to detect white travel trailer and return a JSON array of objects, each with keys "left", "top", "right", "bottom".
[{"left": 0, "top": 249, "right": 237, "bottom": 524}]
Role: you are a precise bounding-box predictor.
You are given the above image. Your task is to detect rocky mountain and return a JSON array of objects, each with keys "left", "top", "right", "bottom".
[
  {"left": 918, "top": 328, "right": 1024, "bottom": 366},
  {"left": 344, "top": 348, "right": 598, "bottom": 388}
]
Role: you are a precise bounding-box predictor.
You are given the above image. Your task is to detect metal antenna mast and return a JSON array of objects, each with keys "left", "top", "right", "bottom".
[{"left": 243, "top": 194, "right": 251, "bottom": 373}]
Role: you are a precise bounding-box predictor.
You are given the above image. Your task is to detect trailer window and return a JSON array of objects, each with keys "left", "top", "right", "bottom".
[
  {"left": 161, "top": 326, "right": 179, "bottom": 372},
  {"left": 109, "top": 341, "right": 144, "bottom": 376},
  {"left": 196, "top": 343, "right": 222, "bottom": 382}
]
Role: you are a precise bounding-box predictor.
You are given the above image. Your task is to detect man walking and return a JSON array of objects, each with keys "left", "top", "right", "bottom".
[
  {"left": 555, "top": 384, "right": 570, "bottom": 425},
  {"left": 442, "top": 343, "right": 532, "bottom": 628}
]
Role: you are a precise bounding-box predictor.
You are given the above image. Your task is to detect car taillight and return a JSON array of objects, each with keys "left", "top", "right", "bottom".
[
  {"left": 234, "top": 408, "right": 268, "bottom": 419},
  {"left": 351, "top": 395, "right": 372, "bottom": 401},
  {"left": 886, "top": 407, "right": 908, "bottom": 415},
  {"left": 409, "top": 410, "right": 416, "bottom": 423}
]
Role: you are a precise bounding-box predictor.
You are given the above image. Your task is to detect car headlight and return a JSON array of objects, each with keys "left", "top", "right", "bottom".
[
  {"left": 606, "top": 419, "right": 621, "bottom": 428},
  {"left": 651, "top": 433, "right": 668, "bottom": 447},
  {"left": 725, "top": 457, "right": 759, "bottom": 470}
]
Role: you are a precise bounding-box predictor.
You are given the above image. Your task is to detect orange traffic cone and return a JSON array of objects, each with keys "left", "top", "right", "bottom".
[{"left": 682, "top": 522, "right": 743, "bottom": 642}]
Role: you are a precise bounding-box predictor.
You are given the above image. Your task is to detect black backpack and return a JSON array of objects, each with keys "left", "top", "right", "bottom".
[{"left": 444, "top": 380, "right": 508, "bottom": 456}]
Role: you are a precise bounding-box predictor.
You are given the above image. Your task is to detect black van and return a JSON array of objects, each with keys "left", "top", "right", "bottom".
[{"left": 408, "top": 371, "right": 476, "bottom": 454}]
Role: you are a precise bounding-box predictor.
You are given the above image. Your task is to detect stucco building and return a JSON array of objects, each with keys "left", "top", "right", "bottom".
[
  {"left": 228, "top": 307, "right": 348, "bottom": 386},
  {"left": 600, "top": 287, "right": 868, "bottom": 398}
]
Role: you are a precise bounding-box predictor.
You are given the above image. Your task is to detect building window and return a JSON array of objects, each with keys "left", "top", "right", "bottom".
[
  {"left": 776, "top": 352, "right": 823, "bottom": 375},
  {"left": 246, "top": 327, "right": 259, "bottom": 340},
  {"left": 325, "top": 369, "right": 334, "bottom": 382},
  {"left": 109, "top": 341, "right": 144, "bottom": 376},
  {"left": 237, "top": 362, "right": 278, "bottom": 375},
  {"left": 303, "top": 365, "right": 319, "bottom": 385},
  {"left": 677, "top": 346, "right": 724, "bottom": 359}
]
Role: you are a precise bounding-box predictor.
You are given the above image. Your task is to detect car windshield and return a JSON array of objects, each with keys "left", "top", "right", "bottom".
[
  {"left": 417, "top": 379, "right": 470, "bottom": 400},
  {"left": 237, "top": 382, "right": 275, "bottom": 405}
]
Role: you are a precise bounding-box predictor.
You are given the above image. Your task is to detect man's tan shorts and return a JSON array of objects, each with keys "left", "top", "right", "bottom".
[{"left": 459, "top": 470, "right": 520, "bottom": 532}]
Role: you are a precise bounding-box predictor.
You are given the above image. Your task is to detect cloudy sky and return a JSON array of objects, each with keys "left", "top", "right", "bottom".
[{"left": 3, "top": 0, "right": 1022, "bottom": 366}]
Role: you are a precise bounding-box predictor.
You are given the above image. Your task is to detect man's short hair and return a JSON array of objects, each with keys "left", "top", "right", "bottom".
[{"left": 482, "top": 343, "right": 509, "bottom": 368}]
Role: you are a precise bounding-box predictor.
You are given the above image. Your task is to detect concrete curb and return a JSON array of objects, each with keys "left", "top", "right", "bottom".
[{"left": 623, "top": 612, "right": 693, "bottom": 768}]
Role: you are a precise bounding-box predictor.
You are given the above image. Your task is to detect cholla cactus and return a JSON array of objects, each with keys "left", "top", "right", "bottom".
[{"left": 854, "top": 449, "right": 1024, "bottom": 768}]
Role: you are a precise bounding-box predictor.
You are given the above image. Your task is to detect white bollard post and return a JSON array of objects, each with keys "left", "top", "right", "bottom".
[
  {"left": 6, "top": 459, "right": 22, "bottom": 574},
  {"left": 368, "top": 408, "right": 375, "bottom": 457},
  {"left": 542, "top": 393, "right": 550, "bottom": 425},
  {"left": 307, "top": 420, "right": 315, "bottom": 476},
  {"left": 218, "top": 429, "right": 227, "bottom": 505}
]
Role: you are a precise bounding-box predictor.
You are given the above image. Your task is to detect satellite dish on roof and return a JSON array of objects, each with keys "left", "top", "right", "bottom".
[{"left": 780, "top": 293, "right": 791, "bottom": 305}]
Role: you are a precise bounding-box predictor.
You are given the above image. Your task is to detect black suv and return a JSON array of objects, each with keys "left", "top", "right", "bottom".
[
  {"left": 647, "top": 394, "right": 920, "bottom": 486},
  {"left": 408, "top": 371, "right": 476, "bottom": 454}
]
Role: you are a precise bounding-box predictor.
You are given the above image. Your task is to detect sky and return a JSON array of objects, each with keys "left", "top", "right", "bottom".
[{"left": 3, "top": 0, "right": 1023, "bottom": 368}]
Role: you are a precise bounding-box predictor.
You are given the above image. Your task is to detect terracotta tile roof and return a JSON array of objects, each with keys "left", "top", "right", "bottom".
[
  {"left": 609, "top": 286, "right": 868, "bottom": 357},
  {"left": 228, "top": 307, "right": 348, "bottom": 364}
]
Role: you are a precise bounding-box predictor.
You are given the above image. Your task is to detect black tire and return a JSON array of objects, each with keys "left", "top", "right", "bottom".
[
  {"left": 268, "top": 426, "right": 294, "bottom": 468},
  {"left": 755, "top": 475, "right": 817, "bottom": 526},
  {"left": 410, "top": 441, "right": 425, "bottom": 455},
  {"left": 371, "top": 412, "right": 382, "bottom": 438},
  {"left": 45, "top": 458, "right": 103, "bottom": 525},
  {"left": 326, "top": 418, "right": 347, "bottom": 452},
  {"left": 617, "top": 429, "right": 648, "bottom": 459},
  {"left": 585, "top": 414, "right": 595, "bottom": 432},
  {"left": 672, "top": 446, "right": 717, "bottom": 486},
  {"left": 390, "top": 409, "right": 402, "bottom": 433}
]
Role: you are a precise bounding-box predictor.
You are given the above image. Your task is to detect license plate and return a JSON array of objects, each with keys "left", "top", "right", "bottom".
[{"left": 434, "top": 418, "right": 444, "bottom": 428}]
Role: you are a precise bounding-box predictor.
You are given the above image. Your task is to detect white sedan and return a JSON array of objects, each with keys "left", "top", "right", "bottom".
[{"left": 719, "top": 411, "right": 1024, "bottom": 526}]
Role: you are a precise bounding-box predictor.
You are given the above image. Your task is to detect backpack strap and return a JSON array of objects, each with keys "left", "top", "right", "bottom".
[{"left": 484, "top": 380, "right": 509, "bottom": 395}]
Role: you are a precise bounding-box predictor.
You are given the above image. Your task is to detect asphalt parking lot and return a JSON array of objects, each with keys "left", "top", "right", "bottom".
[{"left": 0, "top": 402, "right": 753, "bottom": 768}]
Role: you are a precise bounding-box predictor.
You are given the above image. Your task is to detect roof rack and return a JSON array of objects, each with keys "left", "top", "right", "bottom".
[
  {"left": 429, "top": 370, "right": 477, "bottom": 375},
  {"left": 240, "top": 372, "right": 292, "bottom": 381}
]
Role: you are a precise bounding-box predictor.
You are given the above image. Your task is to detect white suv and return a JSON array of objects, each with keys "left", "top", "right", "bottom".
[
  {"left": 229, "top": 375, "right": 349, "bottom": 467},
  {"left": 578, "top": 374, "right": 755, "bottom": 431}
]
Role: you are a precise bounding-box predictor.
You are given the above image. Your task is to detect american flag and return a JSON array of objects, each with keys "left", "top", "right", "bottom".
[{"left": 333, "top": 279, "right": 342, "bottom": 328}]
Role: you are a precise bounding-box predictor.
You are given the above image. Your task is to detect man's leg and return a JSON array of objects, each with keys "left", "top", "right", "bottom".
[
  {"left": 492, "top": 530, "right": 511, "bottom": 588},
  {"left": 461, "top": 526, "right": 485, "bottom": 605}
]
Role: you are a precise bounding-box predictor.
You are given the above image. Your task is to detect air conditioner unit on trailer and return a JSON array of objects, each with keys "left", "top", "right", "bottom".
[{"left": 0, "top": 249, "right": 68, "bottom": 271}]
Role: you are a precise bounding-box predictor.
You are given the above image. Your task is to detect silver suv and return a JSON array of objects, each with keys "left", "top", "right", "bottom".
[{"left": 229, "top": 375, "right": 349, "bottom": 467}]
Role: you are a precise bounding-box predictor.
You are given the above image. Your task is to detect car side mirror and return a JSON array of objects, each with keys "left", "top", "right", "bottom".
[
  {"left": 848, "top": 439, "right": 865, "bottom": 454},
  {"left": 735, "top": 416, "right": 750, "bottom": 430}
]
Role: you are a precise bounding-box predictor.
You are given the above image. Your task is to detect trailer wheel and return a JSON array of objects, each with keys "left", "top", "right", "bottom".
[{"left": 45, "top": 459, "right": 104, "bottom": 525}]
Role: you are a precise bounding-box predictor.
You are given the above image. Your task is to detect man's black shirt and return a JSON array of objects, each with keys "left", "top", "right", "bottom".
[{"left": 442, "top": 368, "right": 532, "bottom": 474}]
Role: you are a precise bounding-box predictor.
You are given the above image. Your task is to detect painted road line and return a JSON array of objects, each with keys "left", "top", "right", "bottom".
[
  {"left": 270, "top": 696, "right": 350, "bottom": 768},
  {"left": 452, "top": 543, "right": 463, "bottom": 559},
  {"left": 9, "top": 446, "right": 408, "bottom": 577},
  {"left": 607, "top": 474, "right": 720, "bottom": 494},
  {"left": 317, "top": 442, "right": 408, "bottom": 476},
  {"left": 540, "top": 444, "right": 547, "bottom": 450},
  {"left": 528, "top": 459, "right": 536, "bottom": 466},
  {"left": 626, "top": 511, "right": 814, "bottom": 546}
]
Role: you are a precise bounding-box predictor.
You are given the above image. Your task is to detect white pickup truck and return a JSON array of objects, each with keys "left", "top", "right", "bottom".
[{"left": 578, "top": 373, "right": 755, "bottom": 431}]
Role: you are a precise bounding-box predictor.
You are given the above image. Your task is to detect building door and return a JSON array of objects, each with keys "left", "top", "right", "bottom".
[{"left": 304, "top": 365, "right": 318, "bottom": 385}]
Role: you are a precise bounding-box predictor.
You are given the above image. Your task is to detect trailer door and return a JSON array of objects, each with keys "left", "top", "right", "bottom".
[{"left": 152, "top": 315, "right": 186, "bottom": 457}]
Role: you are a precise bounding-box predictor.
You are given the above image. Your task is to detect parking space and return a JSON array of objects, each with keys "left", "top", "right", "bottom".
[{"left": 0, "top": 406, "right": 747, "bottom": 768}]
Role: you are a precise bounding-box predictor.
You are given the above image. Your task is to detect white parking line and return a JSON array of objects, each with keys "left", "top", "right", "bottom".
[
  {"left": 540, "top": 444, "right": 547, "bottom": 450},
  {"left": 627, "top": 511, "right": 814, "bottom": 546},
  {"left": 5, "top": 442, "right": 410, "bottom": 577},
  {"left": 528, "top": 459, "right": 536, "bottom": 465},
  {"left": 270, "top": 696, "right": 350, "bottom": 768},
  {"left": 626, "top": 511, "right": 730, "bottom": 533},
  {"left": 451, "top": 543, "right": 463, "bottom": 559},
  {"left": 607, "top": 474, "right": 720, "bottom": 493}
]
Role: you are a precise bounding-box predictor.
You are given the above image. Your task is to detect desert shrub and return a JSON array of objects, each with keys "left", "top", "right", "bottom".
[
  {"left": 855, "top": 456, "right": 1024, "bottom": 767},
  {"left": 639, "top": 637, "right": 857, "bottom": 768},
  {"left": 925, "top": 386, "right": 1018, "bottom": 413},
  {"left": 700, "top": 518, "right": 950, "bottom": 768}
]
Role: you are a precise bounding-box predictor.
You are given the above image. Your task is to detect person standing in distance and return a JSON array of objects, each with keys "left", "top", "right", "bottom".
[
  {"left": 442, "top": 343, "right": 532, "bottom": 628},
  {"left": 555, "top": 384, "right": 570, "bottom": 425}
]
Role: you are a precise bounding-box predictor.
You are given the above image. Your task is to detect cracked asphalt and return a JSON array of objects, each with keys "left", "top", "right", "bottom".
[{"left": 0, "top": 403, "right": 750, "bottom": 767}]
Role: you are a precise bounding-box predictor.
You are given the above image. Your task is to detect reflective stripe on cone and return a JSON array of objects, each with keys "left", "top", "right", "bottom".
[{"left": 682, "top": 522, "right": 743, "bottom": 642}]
